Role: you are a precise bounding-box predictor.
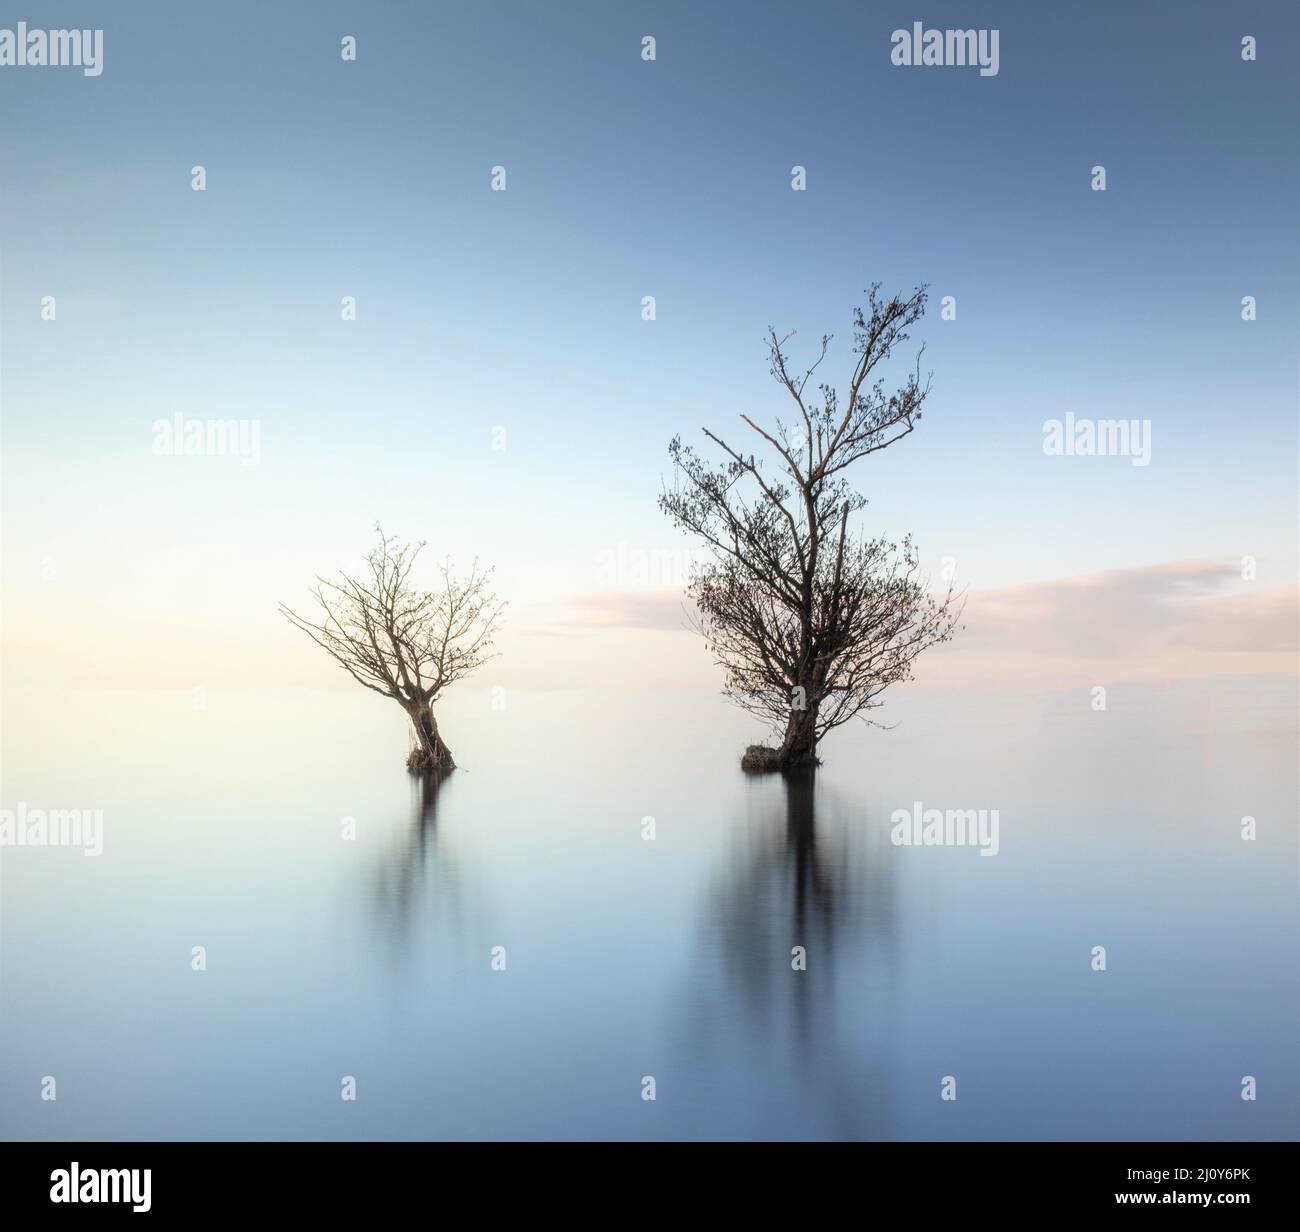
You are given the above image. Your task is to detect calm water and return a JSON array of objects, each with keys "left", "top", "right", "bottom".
[{"left": 2, "top": 679, "right": 1296, "bottom": 1140}]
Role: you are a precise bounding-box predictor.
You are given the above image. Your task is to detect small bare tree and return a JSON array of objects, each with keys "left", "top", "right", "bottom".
[
  {"left": 280, "top": 526, "right": 504, "bottom": 774},
  {"left": 659, "top": 284, "right": 961, "bottom": 773}
]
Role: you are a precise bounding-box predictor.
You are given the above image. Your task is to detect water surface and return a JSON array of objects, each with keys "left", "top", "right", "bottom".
[{"left": 2, "top": 680, "right": 1295, "bottom": 1139}]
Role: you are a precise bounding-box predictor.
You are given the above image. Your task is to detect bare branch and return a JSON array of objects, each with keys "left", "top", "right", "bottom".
[{"left": 280, "top": 528, "right": 506, "bottom": 711}]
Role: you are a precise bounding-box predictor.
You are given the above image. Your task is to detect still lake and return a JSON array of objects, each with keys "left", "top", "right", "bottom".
[{"left": 2, "top": 678, "right": 1296, "bottom": 1140}]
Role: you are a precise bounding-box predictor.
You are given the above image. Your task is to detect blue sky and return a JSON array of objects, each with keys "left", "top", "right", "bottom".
[{"left": 1, "top": 1, "right": 1296, "bottom": 689}]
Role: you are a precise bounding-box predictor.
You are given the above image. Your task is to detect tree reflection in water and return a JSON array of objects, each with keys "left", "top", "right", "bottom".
[{"left": 679, "top": 769, "right": 901, "bottom": 1138}]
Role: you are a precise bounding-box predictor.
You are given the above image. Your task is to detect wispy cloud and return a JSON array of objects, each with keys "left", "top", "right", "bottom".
[
  {"left": 524, "top": 588, "right": 696, "bottom": 634},
  {"left": 960, "top": 561, "right": 1294, "bottom": 655},
  {"left": 529, "top": 561, "right": 1297, "bottom": 690},
  {"left": 7, "top": 562, "right": 1292, "bottom": 693},
  {"left": 929, "top": 560, "right": 1297, "bottom": 687}
]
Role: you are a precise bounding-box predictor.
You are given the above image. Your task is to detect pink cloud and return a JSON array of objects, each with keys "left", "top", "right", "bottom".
[
  {"left": 959, "top": 561, "right": 1296, "bottom": 659},
  {"left": 524, "top": 588, "right": 696, "bottom": 633},
  {"left": 529, "top": 561, "right": 1297, "bottom": 690}
]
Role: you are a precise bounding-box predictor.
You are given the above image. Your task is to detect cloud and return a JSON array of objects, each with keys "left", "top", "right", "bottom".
[
  {"left": 523, "top": 588, "right": 696, "bottom": 634},
  {"left": 959, "top": 561, "right": 1295, "bottom": 656},
  {"left": 532, "top": 561, "right": 1297, "bottom": 691},
  {"left": 926, "top": 560, "right": 1297, "bottom": 687},
  {"left": 7, "top": 562, "right": 1291, "bottom": 695}
]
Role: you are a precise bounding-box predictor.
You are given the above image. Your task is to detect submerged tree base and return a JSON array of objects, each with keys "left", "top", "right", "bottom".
[
  {"left": 741, "top": 744, "right": 823, "bottom": 774},
  {"left": 406, "top": 746, "right": 456, "bottom": 775},
  {"left": 740, "top": 745, "right": 781, "bottom": 773}
]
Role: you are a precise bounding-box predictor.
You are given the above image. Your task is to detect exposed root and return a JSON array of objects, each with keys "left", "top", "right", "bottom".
[
  {"left": 407, "top": 746, "right": 455, "bottom": 775},
  {"left": 740, "top": 745, "right": 782, "bottom": 774}
]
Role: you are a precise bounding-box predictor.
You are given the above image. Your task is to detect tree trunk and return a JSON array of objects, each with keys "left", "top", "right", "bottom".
[
  {"left": 777, "top": 697, "right": 820, "bottom": 771},
  {"left": 405, "top": 702, "right": 455, "bottom": 775}
]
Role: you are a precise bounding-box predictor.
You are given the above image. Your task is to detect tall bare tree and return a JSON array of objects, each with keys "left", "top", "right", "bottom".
[
  {"left": 280, "top": 526, "right": 503, "bottom": 774},
  {"left": 659, "top": 284, "right": 961, "bottom": 772}
]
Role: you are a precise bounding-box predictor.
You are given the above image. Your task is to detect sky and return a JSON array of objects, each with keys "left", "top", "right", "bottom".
[{"left": 0, "top": 0, "right": 1296, "bottom": 698}]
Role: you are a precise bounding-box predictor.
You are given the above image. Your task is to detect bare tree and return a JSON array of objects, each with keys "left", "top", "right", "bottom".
[
  {"left": 280, "top": 526, "right": 504, "bottom": 774},
  {"left": 659, "top": 284, "right": 961, "bottom": 773}
]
